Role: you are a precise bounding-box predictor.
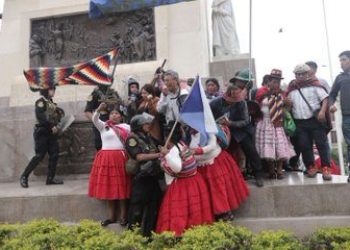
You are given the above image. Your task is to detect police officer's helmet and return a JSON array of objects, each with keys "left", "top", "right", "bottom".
[
  {"left": 130, "top": 112, "right": 154, "bottom": 132},
  {"left": 39, "top": 85, "right": 56, "bottom": 98}
]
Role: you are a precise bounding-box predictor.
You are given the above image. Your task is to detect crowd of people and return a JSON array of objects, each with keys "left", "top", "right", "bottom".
[{"left": 19, "top": 50, "right": 350, "bottom": 237}]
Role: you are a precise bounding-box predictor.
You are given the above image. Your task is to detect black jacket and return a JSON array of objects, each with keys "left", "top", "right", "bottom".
[
  {"left": 210, "top": 97, "right": 254, "bottom": 143},
  {"left": 329, "top": 72, "right": 350, "bottom": 115}
]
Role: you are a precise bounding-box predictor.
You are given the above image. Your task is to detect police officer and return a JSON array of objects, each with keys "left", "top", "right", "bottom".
[
  {"left": 20, "top": 86, "right": 64, "bottom": 188},
  {"left": 125, "top": 77, "right": 141, "bottom": 123},
  {"left": 125, "top": 113, "right": 162, "bottom": 237},
  {"left": 84, "top": 84, "right": 123, "bottom": 150}
]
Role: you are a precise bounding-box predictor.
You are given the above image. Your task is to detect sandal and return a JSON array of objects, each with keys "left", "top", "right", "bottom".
[{"left": 101, "top": 219, "right": 117, "bottom": 227}]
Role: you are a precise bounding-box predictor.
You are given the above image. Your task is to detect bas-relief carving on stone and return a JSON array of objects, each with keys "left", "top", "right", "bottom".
[
  {"left": 30, "top": 9, "right": 156, "bottom": 67},
  {"left": 34, "top": 121, "right": 96, "bottom": 175}
]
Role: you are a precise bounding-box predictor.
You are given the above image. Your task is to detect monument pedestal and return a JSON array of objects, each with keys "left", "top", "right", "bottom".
[
  {"left": 33, "top": 121, "right": 96, "bottom": 176},
  {"left": 209, "top": 53, "right": 256, "bottom": 84}
]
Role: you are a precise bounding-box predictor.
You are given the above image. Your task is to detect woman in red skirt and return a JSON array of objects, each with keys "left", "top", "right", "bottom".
[
  {"left": 88, "top": 103, "right": 131, "bottom": 226},
  {"left": 156, "top": 125, "right": 214, "bottom": 236},
  {"left": 190, "top": 132, "right": 249, "bottom": 219}
]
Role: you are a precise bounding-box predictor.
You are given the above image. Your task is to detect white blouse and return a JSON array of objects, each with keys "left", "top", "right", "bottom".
[
  {"left": 92, "top": 111, "right": 130, "bottom": 150},
  {"left": 190, "top": 133, "right": 221, "bottom": 166}
]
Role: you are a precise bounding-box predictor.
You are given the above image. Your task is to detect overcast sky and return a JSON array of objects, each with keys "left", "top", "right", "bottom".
[
  {"left": 1, "top": 0, "right": 349, "bottom": 86},
  {"left": 231, "top": 0, "right": 349, "bottom": 86}
]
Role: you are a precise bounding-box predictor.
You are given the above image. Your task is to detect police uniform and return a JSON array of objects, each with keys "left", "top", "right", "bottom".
[
  {"left": 84, "top": 86, "right": 123, "bottom": 150},
  {"left": 125, "top": 132, "right": 162, "bottom": 237},
  {"left": 20, "top": 96, "right": 64, "bottom": 187}
]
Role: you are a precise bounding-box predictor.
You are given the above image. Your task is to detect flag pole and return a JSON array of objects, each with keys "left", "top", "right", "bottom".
[
  {"left": 163, "top": 74, "right": 198, "bottom": 148},
  {"left": 110, "top": 49, "right": 119, "bottom": 86},
  {"left": 321, "top": 0, "right": 345, "bottom": 175},
  {"left": 248, "top": 0, "right": 253, "bottom": 80},
  {"left": 247, "top": 0, "right": 253, "bottom": 100},
  {"left": 164, "top": 118, "right": 179, "bottom": 148}
]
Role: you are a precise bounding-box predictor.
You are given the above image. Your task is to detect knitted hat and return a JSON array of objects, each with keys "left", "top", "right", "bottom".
[{"left": 293, "top": 64, "right": 310, "bottom": 74}]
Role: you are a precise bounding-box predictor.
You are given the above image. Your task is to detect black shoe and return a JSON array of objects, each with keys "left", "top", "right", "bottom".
[
  {"left": 119, "top": 219, "right": 128, "bottom": 227},
  {"left": 348, "top": 174, "right": 350, "bottom": 183},
  {"left": 284, "top": 166, "right": 293, "bottom": 172},
  {"left": 101, "top": 219, "right": 116, "bottom": 227},
  {"left": 255, "top": 176, "right": 264, "bottom": 187},
  {"left": 20, "top": 176, "right": 28, "bottom": 188},
  {"left": 46, "top": 178, "right": 64, "bottom": 185}
]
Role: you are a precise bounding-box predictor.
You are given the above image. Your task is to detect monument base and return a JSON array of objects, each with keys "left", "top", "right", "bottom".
[{"left": 209, "top": 53, "right": 256, "bottom": 84}]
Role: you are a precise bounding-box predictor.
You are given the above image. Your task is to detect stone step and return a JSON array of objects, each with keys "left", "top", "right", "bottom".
[
  {"left": 234, "top": 172, "right": 350, "bottom": 218},
  {"left": 1, "top": 172, "right": 349, "bottom": 236},
  {"left": 0, "top": 177, "right": 107, "bottom": 223}
]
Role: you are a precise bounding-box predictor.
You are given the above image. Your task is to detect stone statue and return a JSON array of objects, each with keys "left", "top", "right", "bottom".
[
  {"left": 212, "top": 0, "right": 240, "bottom": 57},
  {"left": 29, "top": 34, "right": 44, "bottom": 67},
  {"left": 133, "top": 24, "right": 154, "bottom": 61}
]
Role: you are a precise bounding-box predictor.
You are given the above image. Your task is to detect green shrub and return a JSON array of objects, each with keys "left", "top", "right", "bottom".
[
  {"left": 308, "top": 227, "right": 350, "bottom": 250},
  {"left": 333, "top": 241, "right": 350, "bottom": 250},
  {"left": 252, "top": 230, "right": 303, "bottom": 250},
  {"left": 112, "top": 228, "right": 148, "bottom": 250},
  {"left": 148, "top": 231, "right": 178, "bottom": 250},
  {"left": 2, "top": 219, "right": 77, "bottom": 250},
  {"left": 4, "top": 219, "right": 350, "bottom": 250},
  {"left": 0, "top": 224, "right": 17, "bottom": 247},
  {"left": 72, "top": 219, "right": 112, "bottom": 247},
  {"left": 176, "top": 221, "right": 253, "bottom": 250}
]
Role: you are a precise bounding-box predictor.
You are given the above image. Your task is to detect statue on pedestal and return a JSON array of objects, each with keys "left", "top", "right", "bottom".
[{"left": 212, "top": 0, "right": 240, "bottom": 57}]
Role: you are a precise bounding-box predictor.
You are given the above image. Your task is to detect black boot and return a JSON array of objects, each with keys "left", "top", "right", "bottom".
[
  {"left": 20, "top": 175, "right": 28, "bottom": 188},
  {"left": 46, "top": 177, "right": 64, "bottom": 185},
  {"left": 255, "top": 176, "right": 264, "bottom": 187},
  {"left": 348, "top": 173, "right": 350, "bottom": 183}
]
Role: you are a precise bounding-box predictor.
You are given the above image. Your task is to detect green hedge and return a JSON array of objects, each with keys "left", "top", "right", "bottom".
[
  {"left": 1, "top": 219, "right": 350, "bottom": 250},
  {"left": 308, "top": 227, "right": 350, "bottom": 250}
]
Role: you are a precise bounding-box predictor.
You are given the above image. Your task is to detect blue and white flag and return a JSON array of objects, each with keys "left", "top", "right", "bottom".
[
  {"left": 180, "top": 76, "right": 218, "bottom": 145},
  {"left": 89, "top": 0, "right": 196, "bottom": 18}
]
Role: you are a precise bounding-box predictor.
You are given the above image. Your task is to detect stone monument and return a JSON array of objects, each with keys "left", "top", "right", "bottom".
[{"left": 0, "top": 0, "right": 210, "bottom": 182}]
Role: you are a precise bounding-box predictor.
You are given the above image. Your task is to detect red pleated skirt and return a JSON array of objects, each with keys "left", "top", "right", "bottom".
[
  {"left": 88, "top": 150, "right": 131, "bottom": 200},
  {"left": 156, "top": 173, "right": 214, "bottom": 236},
  {"left": 198, "top": 150, "right": 250, "bottom": 215}
]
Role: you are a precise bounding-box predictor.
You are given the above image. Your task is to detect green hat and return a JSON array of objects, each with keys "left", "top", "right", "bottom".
[{"left": 229, "top": 69, "right": 255, "bottom": 83}]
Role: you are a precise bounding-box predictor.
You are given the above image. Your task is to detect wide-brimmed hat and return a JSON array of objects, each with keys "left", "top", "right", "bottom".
[
  {"left": 268, "top": 69, "right": 284, "bottom": 79},
  {"left": 229, "top": 69, "right": 254, "bottom": 83},
  {"left": 293, "top": 64, "right": 310, "bottom": 74}
]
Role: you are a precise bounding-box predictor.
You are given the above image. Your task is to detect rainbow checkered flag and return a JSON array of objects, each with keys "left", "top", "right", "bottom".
[{"left": 24, "top": 49, "right": 118, "bottom": 91}]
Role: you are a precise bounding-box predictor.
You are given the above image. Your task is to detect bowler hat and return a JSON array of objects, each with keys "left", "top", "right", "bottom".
[{"left": 268, "top": 69, "right": 284, "bottom": 79}]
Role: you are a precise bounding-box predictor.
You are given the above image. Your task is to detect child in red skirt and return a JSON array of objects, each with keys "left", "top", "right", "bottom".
[
  {"left": 156, "top": 125, "right": 214, "bottom": 236},
  {"left": 88, "top": 103, "right": 131, "bottom": 226},
  {"left": 190, "top": 132, "right": 249, "bottom": 220}
]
